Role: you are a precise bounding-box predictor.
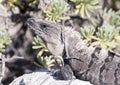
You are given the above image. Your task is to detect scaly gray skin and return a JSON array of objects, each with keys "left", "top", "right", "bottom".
[{"left": 27, "top": 18, "right": 120, "bottom": 85}]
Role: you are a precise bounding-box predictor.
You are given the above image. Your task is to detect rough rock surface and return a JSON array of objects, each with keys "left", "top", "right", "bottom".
[{"left": 10, "top": 70, "right": 92, "bottom": 85}]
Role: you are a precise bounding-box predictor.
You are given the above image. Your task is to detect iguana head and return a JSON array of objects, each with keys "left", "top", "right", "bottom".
[
  {"left": 27, "top": 18, "right": 64, "bottom": 56},
  {"left": 27, "top": 18, "right": 62, "bottom": 43}
]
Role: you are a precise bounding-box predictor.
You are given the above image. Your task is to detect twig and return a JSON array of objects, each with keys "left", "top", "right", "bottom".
[{"left": 0, "top": 55, "right": 24, "bottom": 77}]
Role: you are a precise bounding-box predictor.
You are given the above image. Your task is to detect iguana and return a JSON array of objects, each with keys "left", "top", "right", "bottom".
[{"left": 27, "top": 18, "right": 120, "bottom": 85}]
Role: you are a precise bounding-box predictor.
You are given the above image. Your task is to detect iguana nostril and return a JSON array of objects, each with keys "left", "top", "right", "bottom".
[{"left": 27, "top": 18, "right": 36, "bottom": 25}]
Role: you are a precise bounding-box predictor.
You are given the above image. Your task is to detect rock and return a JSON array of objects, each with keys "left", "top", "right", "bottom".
[{"left": 10, "top": 70, "right": 92, "bottom": 85}]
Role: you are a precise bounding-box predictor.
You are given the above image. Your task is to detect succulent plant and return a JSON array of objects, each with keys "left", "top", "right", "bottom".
[
  {"left": 32, "top": 36, "right": 55, "bottom": 69},
  {"left": 0, "top": 29, "right": 11, "bottom": 53},
  {"left": 44, "top": 0, "right": 69, "bottom": 22},
  {"left": 36, "top": 55, "right": 55, "bottom": 69},
  {"left": 92, "top": 24, "right": 120, "bottom": 50},
  {"left": 32, "top": 36, "right": 48, "bottom": 56},
  {"left": 71, "top": 0, "right": 101, "bottom": 18},
  {"left": 81, "top": 25, "right": 95, "bottom": 43},
  {"left": 7, "top": 0, "right": 38, "bottom": 10},
  {"left": 81, "top": 24, "right": 120, "bottom": 51}
]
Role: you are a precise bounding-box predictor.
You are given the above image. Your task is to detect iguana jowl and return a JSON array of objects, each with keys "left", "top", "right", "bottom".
[{"left": 27, "top": 18, "right": 120, "bottom": 85}]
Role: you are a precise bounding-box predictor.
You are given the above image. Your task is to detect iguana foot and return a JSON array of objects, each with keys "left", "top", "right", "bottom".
[{"left": 53, "top": 64, "right": 75, "bottom": 80}]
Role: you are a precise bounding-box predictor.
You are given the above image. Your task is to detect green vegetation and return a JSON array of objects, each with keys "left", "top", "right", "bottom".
[
  {"left": 71, "top": 0, "right": 101, "bottom": 18},
  {"left": 81, "top": 26, "right": 95, "bottom": 43},
  {"left": 32, "top": 36, "right": 55, "bottom": 69},
  {"left": 7, "top": 0, "right": 39, "bottom": 9},
  {"left": 44, "top": 0, "right": 69, "bottom": 22},
  {"left": 35, "top": 55, "right": 55, "bottom": 69},
  {"left": 32, "top": 36, "right": 48, "bottom": 56},
  {"left": 81, "top": 25, "right": 120, "bottom": 51},
  {"left": 81, "top": 9, "right": 120, "bottom": 51},
  {"left": 108, "top": 9, "right": 120, "bottom": 27},
  {"left": 93, "top": 24, "right": 119, "bottom": 50},
  {"left": 0, "top": 29, "right": 11, "bottom": 53}
]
